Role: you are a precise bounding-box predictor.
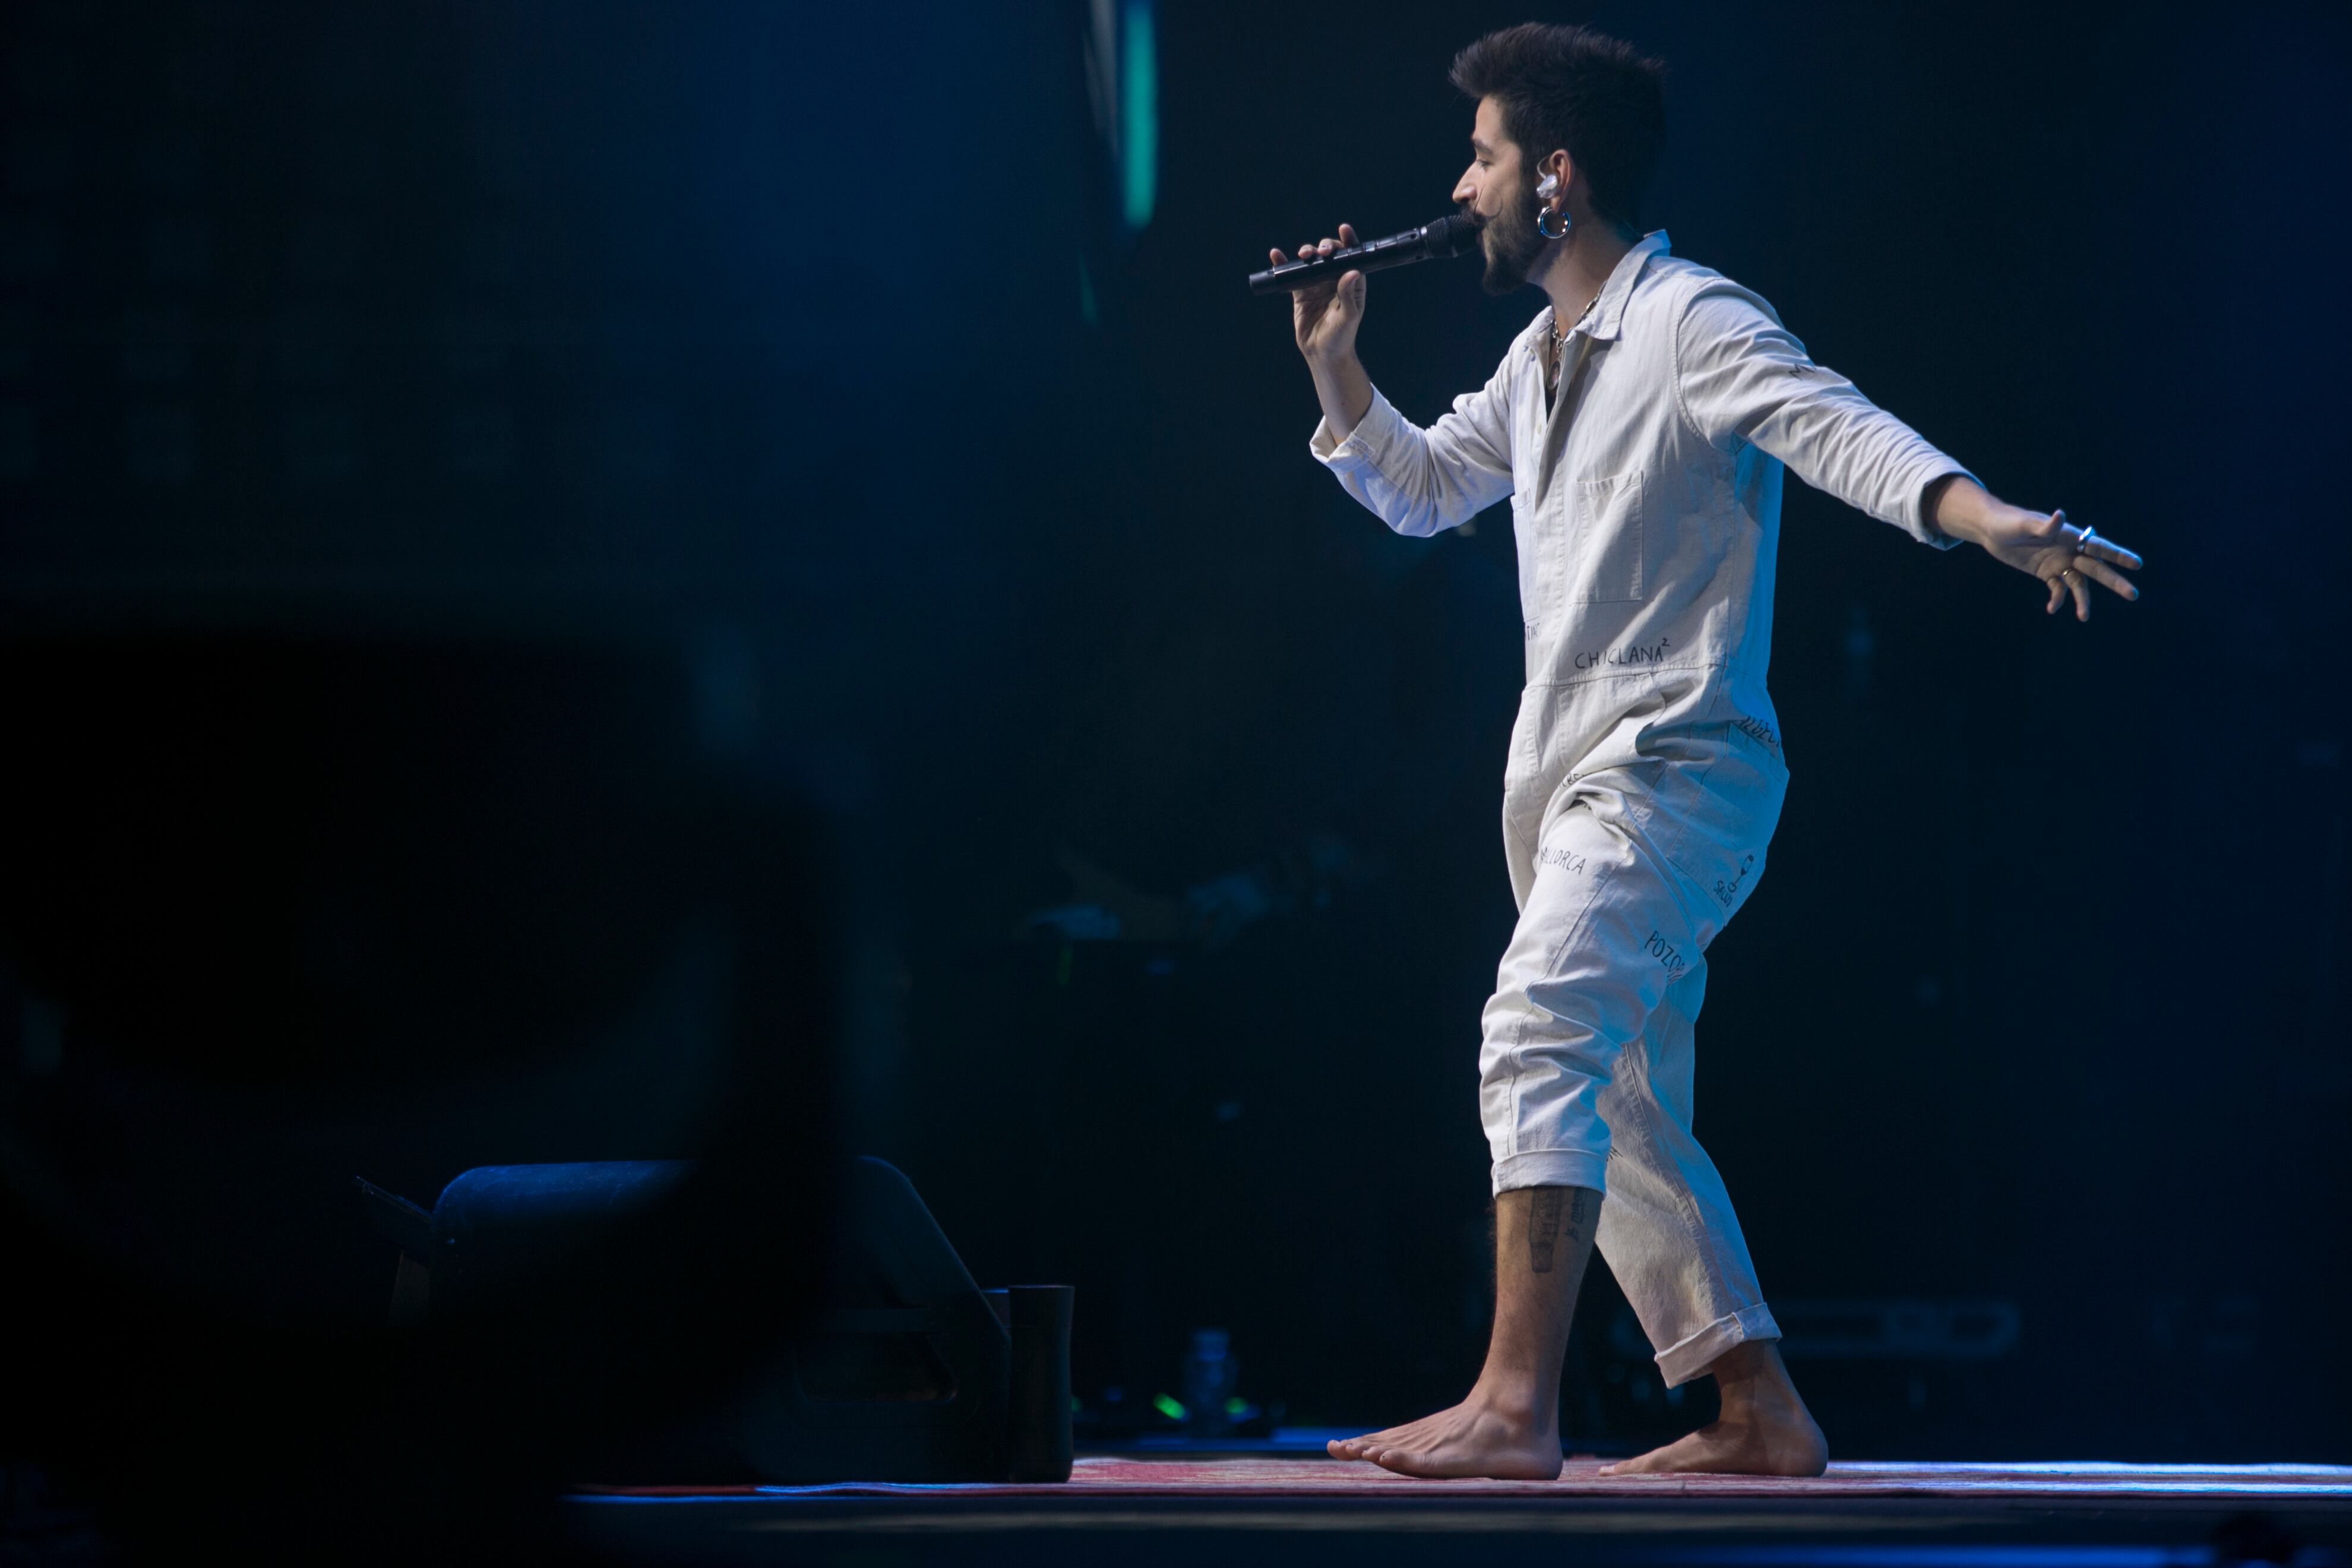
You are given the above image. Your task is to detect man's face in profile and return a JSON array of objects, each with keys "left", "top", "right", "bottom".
[{"left": 1453, "top": 96, "right": 1545, "bottom": 296}]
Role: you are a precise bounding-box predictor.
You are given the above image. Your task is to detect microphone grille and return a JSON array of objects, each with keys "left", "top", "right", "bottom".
[{"left": 1425, "top": 213, "right": 1482, "bottom": 258}]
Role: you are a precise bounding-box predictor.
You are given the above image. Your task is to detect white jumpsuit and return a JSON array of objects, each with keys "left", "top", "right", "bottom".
[{"left": 1310, "top": 232, "right": 1970, "bottom": 1386}]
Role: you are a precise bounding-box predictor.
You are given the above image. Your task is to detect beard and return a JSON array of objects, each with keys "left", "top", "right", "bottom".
[{"left": 1477, "top": 182, "right": 1546, "bottom": 296}]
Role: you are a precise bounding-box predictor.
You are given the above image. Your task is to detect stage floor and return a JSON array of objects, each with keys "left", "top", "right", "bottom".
[{"left": 571, "top": 1456, "right": 2352, "bottom": 1566}]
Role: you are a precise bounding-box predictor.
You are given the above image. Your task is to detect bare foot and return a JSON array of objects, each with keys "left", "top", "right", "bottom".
[
  {"left": 1332, "top": 1186, "right": 1592, "bottom": 1481},
  {"left": 1327, "top": 1396, "right": 1564, "bottom": 1480},
  {"left": 1599, "top": 1343, "right": 1828, "bottom": 1478},
  {"left": 1598, "top": 1405, "right": 1826, "bottom": 1477}
]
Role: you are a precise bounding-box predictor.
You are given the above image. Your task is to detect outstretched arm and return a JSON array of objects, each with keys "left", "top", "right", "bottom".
[
  {"left": 1674, "top": 283, "right": 2144, "bottom": 618},
  {"left": 1923, "top": 475, "right": 2142, "bottom": 621}
]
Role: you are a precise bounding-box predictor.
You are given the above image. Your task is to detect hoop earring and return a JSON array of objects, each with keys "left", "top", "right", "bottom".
[{"left": 1537, "top": 204, "right": 1569, "bottom": 241}]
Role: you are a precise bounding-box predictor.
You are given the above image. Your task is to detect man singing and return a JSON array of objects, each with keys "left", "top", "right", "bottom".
[{"left": 1279, "top": 23, "right": 2140, "bottom": 1478}]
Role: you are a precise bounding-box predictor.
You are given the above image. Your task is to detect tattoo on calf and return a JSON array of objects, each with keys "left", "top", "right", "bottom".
[
  {"left": 1529, "top": 1190, "right": 1562, "bottom": 1272},
  {"left": 1526, "top": 1187, "right": 1596, "bottom": 1276}
]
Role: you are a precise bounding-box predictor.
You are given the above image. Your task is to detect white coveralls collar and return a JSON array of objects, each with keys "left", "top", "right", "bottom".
[{"left": 1528, "top": 229, "right": 1672, "bottom": 353}]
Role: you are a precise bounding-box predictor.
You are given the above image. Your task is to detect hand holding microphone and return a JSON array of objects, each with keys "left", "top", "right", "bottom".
[
  {"left": 1260, "top": 214, "right": 1480, "bottom": 441},
  {"left": 1271, "top": 223, "right": 1369, "bottom": 365},
  {"left": 1254, "top": 210, "right": 1482, "bottom": 365}
]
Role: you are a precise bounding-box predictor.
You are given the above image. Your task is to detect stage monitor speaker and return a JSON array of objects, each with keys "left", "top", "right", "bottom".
[{"left": 361, "top": 1155, "right": 1073, "bottom": 1484}]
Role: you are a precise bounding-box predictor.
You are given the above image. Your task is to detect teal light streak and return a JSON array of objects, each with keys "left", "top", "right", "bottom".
[{"left": 1120, "top": 0, "right": 1157, "bottom": 229}]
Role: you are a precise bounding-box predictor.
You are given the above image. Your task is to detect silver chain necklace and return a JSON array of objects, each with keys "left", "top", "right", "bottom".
[
  {"left": 1552, "top": 286, "right": 1602, "bottom": 345},
  {"left": 1546, "top": 288, "right": 1602, "bottom": 391}
]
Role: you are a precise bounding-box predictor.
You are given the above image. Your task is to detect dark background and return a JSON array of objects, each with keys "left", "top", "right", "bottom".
[{"left": 2, "top": 0, "right": 2345, "bottom": 1465}]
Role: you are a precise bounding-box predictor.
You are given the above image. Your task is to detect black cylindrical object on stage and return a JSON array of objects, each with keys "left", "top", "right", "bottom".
[{"left": 1005, "top": 1285, "right": 1076, "bottom": 1482}]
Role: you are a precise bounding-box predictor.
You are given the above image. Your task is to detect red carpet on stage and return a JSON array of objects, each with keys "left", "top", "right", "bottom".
[{"left": 580, "top": 1455, "right": 2352, "bottom": 1499}]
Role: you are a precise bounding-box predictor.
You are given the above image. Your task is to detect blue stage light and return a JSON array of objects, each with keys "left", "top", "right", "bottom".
[{"left": 1120, "top": 0, "right": 1156, "bottom": 230}]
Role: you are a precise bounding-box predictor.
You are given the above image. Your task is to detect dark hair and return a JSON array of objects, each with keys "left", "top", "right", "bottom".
[{"left": 1449, "top": 23, "right": 1667, "bottom": 232}]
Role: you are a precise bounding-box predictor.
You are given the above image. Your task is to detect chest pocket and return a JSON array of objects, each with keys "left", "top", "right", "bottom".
[{"left": 1567, "top": 470, "right": 1646, "bottom": 604}]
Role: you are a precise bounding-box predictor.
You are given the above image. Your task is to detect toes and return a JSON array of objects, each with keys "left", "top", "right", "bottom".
[
  {"left": 1331, "top": 1430, "right": 1401, "bottom": 1462},
  {"left": 1342, "top": 1423, "right": 1421, "bottom": 1456}
]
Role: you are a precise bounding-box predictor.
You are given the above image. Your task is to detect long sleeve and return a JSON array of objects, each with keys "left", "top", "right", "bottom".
[
  {"left": 1671, "top": 280, "right": 1970, "bottom": 547},
  {"left": 1308, "top": 362, "right": 1518, "bottom": 538}
]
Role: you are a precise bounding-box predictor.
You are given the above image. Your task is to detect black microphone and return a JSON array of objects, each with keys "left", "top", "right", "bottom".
[{"left": 1247, "top": 213, "right": 1484, "bottom": 296}]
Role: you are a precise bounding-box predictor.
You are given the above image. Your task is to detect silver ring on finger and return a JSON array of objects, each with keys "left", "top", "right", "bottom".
[{"left": 2074, "top": 526, "right": 2098, "bottom": 556}]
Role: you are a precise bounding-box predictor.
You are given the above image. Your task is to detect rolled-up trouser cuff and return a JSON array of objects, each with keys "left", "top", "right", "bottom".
[
  {"left": 1491, "top": 1148, "right": 1608, "bottom": 1196},
  {"left": 1654, "top": 1301, "right": 1780, "bottom": 1389}
]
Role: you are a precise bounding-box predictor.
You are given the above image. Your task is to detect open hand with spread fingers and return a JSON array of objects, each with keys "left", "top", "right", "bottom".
[{"left": 1925, "top": 475, "right": 2143, "bottom": 621}]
